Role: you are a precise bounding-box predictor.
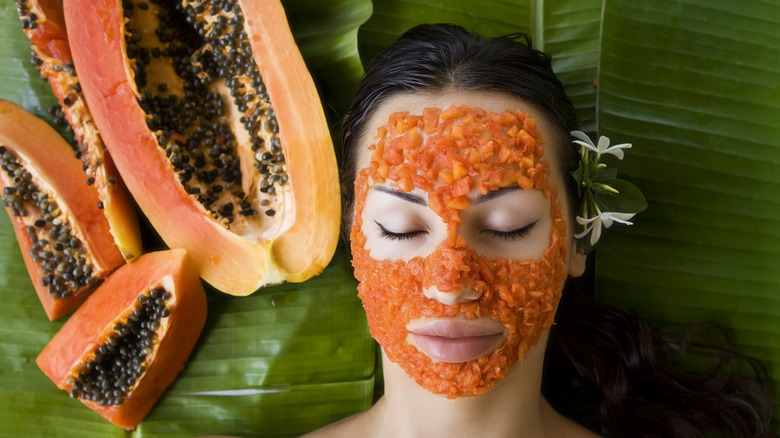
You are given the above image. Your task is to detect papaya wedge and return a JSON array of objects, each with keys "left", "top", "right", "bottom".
[
  {"left": 0, "top": 99, "right": 125, "bottom": 320},
  {"left": 36, "top": 248, "right": 208, "bottom": 429},
  {"left": 64, "top": 0, "right": 340, "bottom": 295}
]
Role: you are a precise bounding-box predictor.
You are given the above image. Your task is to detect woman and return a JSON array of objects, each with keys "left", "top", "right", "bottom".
[{"left": 305, "top": 24, "right": 772, "bottom": 437}]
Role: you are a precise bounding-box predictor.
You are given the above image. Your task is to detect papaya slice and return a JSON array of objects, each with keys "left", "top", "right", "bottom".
[
  {"left": 63, "top": 0, "right": 341, "bottom": 295},
  {"left": 15, "top": 0, "right": 143, "bottom": 261},
  {"left": 36, "top": 248, "right": 208, "bottom": 430},
  {"left": 0, "top": 99, "right": 125, "bottom": 320}
]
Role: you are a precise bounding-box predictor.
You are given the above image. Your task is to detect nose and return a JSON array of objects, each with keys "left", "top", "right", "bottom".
[
  {"left": 421, "top": 245, "right": 483, "bottom": 305},
  {"left": 423, "top": 286, "right": 482, "bottom": 305}
]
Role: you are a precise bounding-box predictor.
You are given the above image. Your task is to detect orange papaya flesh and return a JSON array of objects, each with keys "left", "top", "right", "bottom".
[
  {"left": 16, "top": 0, "right": 143, "bottom": 261},
  {"left": 64, "top": 0, "right": 340, "bottom": 295},
  {"left": 36, "top": 248, "right": 208, "bottom": 430},
  {"left": 0, "top": 100, "right": 125, "bottom": 320}
]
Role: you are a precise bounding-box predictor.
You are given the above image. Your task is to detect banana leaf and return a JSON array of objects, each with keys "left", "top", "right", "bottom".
[
  {"left": 2, "top": 0, "right": 779, "bottom": 436},
  {"left": 594, "top": 0, "right": 780, "bottom": 429},
  {"left": 282, "top": 0, "right": 373, "bottom": 123}
]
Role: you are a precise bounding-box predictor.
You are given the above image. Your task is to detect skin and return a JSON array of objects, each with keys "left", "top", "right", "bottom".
[{"left": 302, "top": 90, "right": 596, "bottom": 438}]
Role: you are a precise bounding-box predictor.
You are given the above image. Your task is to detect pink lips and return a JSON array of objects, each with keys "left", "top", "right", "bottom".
[{"left": 407, "top": 317, "right": 507, "bottom": 363}]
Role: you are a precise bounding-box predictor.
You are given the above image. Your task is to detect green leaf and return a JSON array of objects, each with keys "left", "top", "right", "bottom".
[
  {"left": 281, "top": 0, "right": 373, "bottom": 122},
  {"left": 594, "top": 178, "right": 648, "bottom": 214},
  {"left": 594, "top": 0, "right": 780, "bottom": 428},
  {"left": 593, "top": 166, "right": 617, "bottom": 182},
  {"left": 544, "top": 0, "right": 602, "bottom": 134}
]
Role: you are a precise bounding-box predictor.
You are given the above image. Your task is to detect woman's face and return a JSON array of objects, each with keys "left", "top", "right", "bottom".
[{"left": 350, "top": 91, "right": 585, "bottom": 398}]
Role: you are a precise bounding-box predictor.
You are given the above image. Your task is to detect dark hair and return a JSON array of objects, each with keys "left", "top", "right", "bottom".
[{"left": 341, "top": 23, "right": 772, "bottom": 437}]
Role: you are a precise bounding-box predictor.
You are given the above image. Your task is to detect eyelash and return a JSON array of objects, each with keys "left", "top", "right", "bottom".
[
  {"left": 375, "top": 221, "right": 427, "bottom": 241},
  {"left": 482, "top": 221, "right": 538, "bottom": 241},
  {"left": 375, "top": 221, "right": 537, "bottom": 242}
]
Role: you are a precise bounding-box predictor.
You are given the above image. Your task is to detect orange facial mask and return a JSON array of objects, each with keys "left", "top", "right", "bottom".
[{"left": 351, "top": 105, "right": 568, "bottom": 398}]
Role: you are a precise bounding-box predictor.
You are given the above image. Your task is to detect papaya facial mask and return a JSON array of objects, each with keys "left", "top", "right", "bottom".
[{"left": 350, "top": 105, "right": 569, "bottom": 398}]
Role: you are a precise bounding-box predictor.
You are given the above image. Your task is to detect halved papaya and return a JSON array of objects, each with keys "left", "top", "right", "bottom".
[
  {"left": 16, "top": 0, "right": 143, "bottom": 261},
  {"left": 0, "top": 99, "right": 125, "bottom": 320},
  {"left": 63, "top": 0, "right": 340, "bottom": 295},
  {"left": 36, "top": 248, "right": 208, "bottom": 430}
]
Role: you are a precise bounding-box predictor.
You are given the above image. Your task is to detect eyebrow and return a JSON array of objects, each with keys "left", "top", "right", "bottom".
[
  {"left": 373, "top": 185, "right": 427, "bottom": 206},
  {"left": 474, "top": 185, "right": 520, "bottom": 204},
  {"left": 373, "top": 184, "right": 520, "bottom": 206}
]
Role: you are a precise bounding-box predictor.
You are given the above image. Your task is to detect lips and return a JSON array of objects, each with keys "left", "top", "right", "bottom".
[{"left": 406, "top": 317, "right": 507, "bottom": 363}]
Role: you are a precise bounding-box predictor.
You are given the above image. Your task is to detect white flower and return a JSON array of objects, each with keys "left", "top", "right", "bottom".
[
  {"left": 574, "top": 211, "right": 636, "bottom": 246},
  {"left": 571, "top": 130, "right": 632, "bottom": 160}
]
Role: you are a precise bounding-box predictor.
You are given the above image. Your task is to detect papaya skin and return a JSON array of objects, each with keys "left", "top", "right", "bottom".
[
  {"left": 64, "top": 0, "right": 340, "bottom": 295},
  {"left": 0, "top": 100, "right": 125, "bottom": 320},
  {"left": 18, "top": 0, "right": 143, "bottom": 261},
  {"left": 36, "top": 248, "right": 208, "bottom": 430}
]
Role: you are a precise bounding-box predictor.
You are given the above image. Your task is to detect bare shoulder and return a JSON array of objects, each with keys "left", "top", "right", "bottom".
[
  {"left": 300, "top": 411, "right": 370, "bottom": 438},
  {"left": 553, "top": 420, "right": 603, "bottom": 438}
]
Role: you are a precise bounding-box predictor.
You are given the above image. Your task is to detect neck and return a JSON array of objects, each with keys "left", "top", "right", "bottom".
[{"left": 369, "top": 331, "right": 551, "bottom": 438}]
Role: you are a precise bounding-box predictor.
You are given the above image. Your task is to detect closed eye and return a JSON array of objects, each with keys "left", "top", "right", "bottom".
[
  {"left": 482, "top": 220, "right": 538, "bottom": 241},
  {"left": 375, "top": 221, "right": 427, "bottom": 241}
]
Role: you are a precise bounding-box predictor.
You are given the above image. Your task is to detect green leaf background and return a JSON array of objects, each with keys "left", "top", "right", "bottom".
[{"left": 0, "top": 0, "right": 777, "bottom": 436}]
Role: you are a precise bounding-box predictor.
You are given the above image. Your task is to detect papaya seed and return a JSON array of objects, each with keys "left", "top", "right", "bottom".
[
  {"left": 69, "top": 286, "right": 171, "bottom": 406},
  {"left": 0, "top": 146, "right": 98, "bottom": 298},
  {"left": 124, "top": 0, "right": 288, "bottom": 231}
]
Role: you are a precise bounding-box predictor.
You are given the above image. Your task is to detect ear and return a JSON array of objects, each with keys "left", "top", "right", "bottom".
[{"left": 567, "top": 241, "right": 587, "bottom": 278}]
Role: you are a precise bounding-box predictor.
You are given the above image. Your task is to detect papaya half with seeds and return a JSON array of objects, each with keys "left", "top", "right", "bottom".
[
  {"left": 16, "top": 0, "right": 143, "bottom": 261},
  {"left": 36, "top": 248, "right": 208, "bottom": 430},
  {"left": 64, "top": 0, "right": 341, "bottom": 295},
  {"left": 0, "top": 99, "right": 125, "bottom": 320}
]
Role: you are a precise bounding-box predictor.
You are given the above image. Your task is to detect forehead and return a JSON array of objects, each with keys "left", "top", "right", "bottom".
[{"left": 356, "top": 90, "right": 560, "bottom": 170}]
